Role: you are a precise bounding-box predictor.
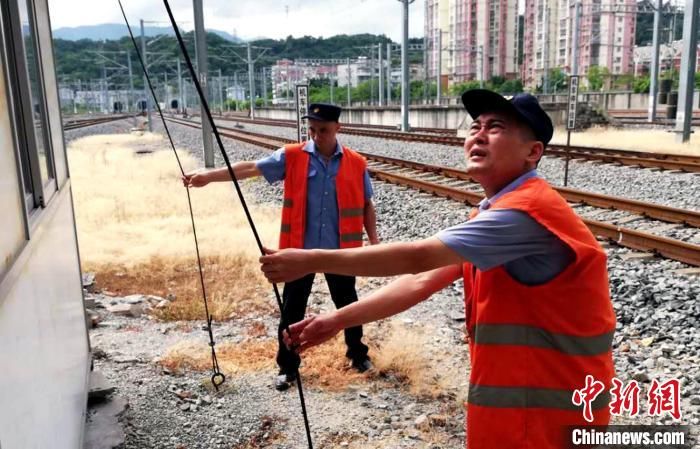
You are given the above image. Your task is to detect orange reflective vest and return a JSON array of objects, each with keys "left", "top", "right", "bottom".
[
  {"left": 279, "top": 142, "right": 366, "bottom": 250},
  {"left": 463, "top": 177, "right": 615, "bottom": 449}
]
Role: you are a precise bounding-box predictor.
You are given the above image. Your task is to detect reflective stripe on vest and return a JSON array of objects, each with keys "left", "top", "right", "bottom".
[
  {"left": 279, "top": 142, "right": 366, "bottom": 249},
  {"left": 469, "top": 384, "right": 611, "bottom": 410},
  {"left": 340, "top": 207, "right": 364, "bottom": 217},
  {"left": 338, "top": 207, "right": 365, "bottom": 244},
  {"left": 340, "top": 232, "right": 363, "bottom": 243},
  {"left": 281, "top": 199, "right": 294, "bottom": 234},
  {"left": 473, "top": 324, "right": 614, "bottom": 356}
]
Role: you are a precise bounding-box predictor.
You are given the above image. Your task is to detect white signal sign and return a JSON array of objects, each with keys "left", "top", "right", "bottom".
[
  {"left": 295, "top": 85, "right": 309, "bottom": 142},
  {"left": 567, "top": 76, "right": 579, "bottom": 130}
]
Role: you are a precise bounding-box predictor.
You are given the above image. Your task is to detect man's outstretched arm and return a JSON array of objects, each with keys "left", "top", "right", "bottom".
[
  {"left": 182, "top": 162, "right": 261, "bottom": 187},
  {"left": 261, "top": 237, "right": 463, "bottom": 283},
  {"left": 285, "top": 264, "right": 462, "bottom": 352}
]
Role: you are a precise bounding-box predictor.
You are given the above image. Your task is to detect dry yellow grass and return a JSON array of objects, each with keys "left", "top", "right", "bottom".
[
  {"left": 159, "top": 335, "right": 367, "bottom": 389},
  {"left": 160, "top": 339, "right": 278, "bottom": 376},
  {"left": 68, "top": 132, "right": 280, "bottom": 320},
  {"left": 293, "top": 335, "right": 374, "bottom": 390},
  {"left": 93, "top": 255, "right": 273, "bottom": 321},
  {"left": 245, "top": 321, "right": 269, "bottom": 338},
  {"left": 551, "top": 126, "right": 700, "bottom": 156},
  {"left": 371, "top": 324, "right": 456, "bottom": 399},
  {"left": 159, "top": 323, "right": 458, "bottom": 399}
]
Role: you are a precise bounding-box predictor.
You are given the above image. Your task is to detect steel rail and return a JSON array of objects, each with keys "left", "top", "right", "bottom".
[
  {"left": 204, "top": 114, "right": 700, "bottom": 171},
  {"left": 336, "top": 128, "right": 700, "bottom": 170},
  {"left": 167, "top": 116, "right": 700, "bottom": 228},
  {"left": 63, "top": 114, "right": 137, "bottom": 130},
  {"left": 163, "top": 116, "right": 700, "bottom": 266},
  {"left": 212, "top": 113, "right": 455, "bottom": 134},
  {"left": 370, "top": 168, "right": 700, "bottom": 266},
  {"left": 363, "top": 153, "right": 700, "bottom": 228}
]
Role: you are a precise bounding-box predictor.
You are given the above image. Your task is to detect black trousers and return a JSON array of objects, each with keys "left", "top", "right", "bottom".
[{"left": 276, "top": 273, "right": 369, "bottom": 374}]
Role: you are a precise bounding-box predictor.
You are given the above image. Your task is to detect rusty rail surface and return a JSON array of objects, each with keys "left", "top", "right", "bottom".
[
  {"left": 363, "top": 153, "right": 700, "bottom": 228},
  {"left": 371, "top": 167, "right": 700, "bottom": 266},
  {"left": 213, "top": 113, "right": 455, "bottom": 135},
  {"left": 164, "top": 116, "right": 700, "bottom": 266},
  {"left": 209, "top": 114, "right": 700, "bottom": 172},
  {"left": 63, "top": 114, "right": 136, "bottom": 131},
  {"left": 337, "top": 128, "right": 700, "bottom": 171}
]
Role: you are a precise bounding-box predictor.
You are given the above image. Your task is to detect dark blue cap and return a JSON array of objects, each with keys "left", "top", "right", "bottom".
[
  {"left": 302, "top": 103, "right": 342, "bottom": 122},
  {"left": 461, "top": 89, "right": 554, "bottom": 146}
]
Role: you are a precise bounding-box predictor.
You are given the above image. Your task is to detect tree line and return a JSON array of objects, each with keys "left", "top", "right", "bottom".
[{"left": 53, "top": 32, "right": 423, "bottom": 89}]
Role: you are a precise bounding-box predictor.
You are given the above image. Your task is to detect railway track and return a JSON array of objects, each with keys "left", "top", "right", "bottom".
[
  {"left": 164, "top": 116, "right": 700, "bottom": 266},
  {"left": 63, "top": 114, "right": 136, "bottom": 131},
  {"left": 607, "top": 109, "right": 700, "bottom": 127},
  {"left": 608, "top": 109, "right": 700, "bottom": 118},
  {"left": 208, "top": 115, "right": 700, "bottom": 173},
  {"left": 215, "top": 113, "right": 456, "bottom": 135}
]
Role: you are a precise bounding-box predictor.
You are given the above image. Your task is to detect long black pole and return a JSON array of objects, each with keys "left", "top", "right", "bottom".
[
  {"left": 117, "top": 0, "right": 224, "bottom": 391},
  {"left": 160, "top": 2, "right": 314, "bottom": 447}
]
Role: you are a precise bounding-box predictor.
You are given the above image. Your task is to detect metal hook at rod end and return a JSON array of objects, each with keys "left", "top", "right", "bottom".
[{"left": 211, "top": 372, "right": 226, "bottom": 391}]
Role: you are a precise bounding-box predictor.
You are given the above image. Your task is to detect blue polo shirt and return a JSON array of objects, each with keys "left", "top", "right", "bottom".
[
  {"left": 436, "top": 170, "right": 575, "bottom": 285},
  {"left": 255, "top": 140, "right": 373, "bottom": 250}
]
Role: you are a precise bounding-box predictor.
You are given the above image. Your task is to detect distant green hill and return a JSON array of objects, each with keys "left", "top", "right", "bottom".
[
  {"left": 52, "top": 23, "right": 240, "bottom": 42},
  {"left": 53, "top": 32, "right": 424, "bottom": 89}
]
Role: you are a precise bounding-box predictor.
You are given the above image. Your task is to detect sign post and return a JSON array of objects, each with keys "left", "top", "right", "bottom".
[
  {"left": 564, "top": 75, "right": 579, "bottom": 186},
  {"left": 295, "top": 84, "right": 309, "bottom": 142}
]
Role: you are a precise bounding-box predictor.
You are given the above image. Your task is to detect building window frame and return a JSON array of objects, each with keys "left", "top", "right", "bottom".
[{"left": 1, "top": 0, "right": 57, "bottom": 220}]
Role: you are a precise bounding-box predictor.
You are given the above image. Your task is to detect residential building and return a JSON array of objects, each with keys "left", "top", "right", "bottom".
[
  {"left": 270, "top": 59, "right": 324, "bottom": 104},
  {"left": 425, "top": 0, "right": 519, "bottom": 84},
  {"left": 271, "top": 59, "right": 348, "bottom": 103},
  {"left": 522, "top": 0, "right": 636, "bottom": 89},
  {"left": 634, "top": 40, "right": 700, "bottom": 75},
  {"left": 576, "top": 0, "right": 636, "bottom": 76}
]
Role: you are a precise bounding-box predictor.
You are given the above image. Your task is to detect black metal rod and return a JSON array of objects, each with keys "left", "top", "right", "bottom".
[
  {"left": 117, "top": 0, "right": 225, "bottom": 391},
  {"left": 160, "top": 2, "right": 314, "bottom": 447}
]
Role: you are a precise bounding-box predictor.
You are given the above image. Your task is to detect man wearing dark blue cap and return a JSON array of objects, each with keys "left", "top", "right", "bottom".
[
  {"left": 302, "top": 103, "right": 342, "bottom": 122},
  {"left": 183, "top": 102, "right": 379, "bottom": 392},
  {"left": 261, "top": 90, "right": 615, "bottom": 448}
]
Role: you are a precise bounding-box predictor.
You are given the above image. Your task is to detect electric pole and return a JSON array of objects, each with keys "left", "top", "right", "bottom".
[
  {"left": 387, "top": 42, "right": 392, "bottom": 105},
  {"left": 378, "top": 44, "right": 384, "bottom": 106},
  {"left": 398, "top": 0, "right": 415, "bottom": 131},
  {"left": 248, "top": 42, "right": 256, "bottom": 118},
  {"left": 437, "top": 29, "right": 442, "bottom": 105},
  {"left": 674, "top": 0, "right": 699, "bottom": 141},
  {"left": 347, "top": 57, "right": 352, "bottom": 106},
  {"left": 193, "top": 0, "right": 214, "bottom": 167},
  {"left": 648, "top": 0, "right": 662, "bottom": 122},
  {"left": 140, "top": 20, "right": 152, "bottom": 130}
]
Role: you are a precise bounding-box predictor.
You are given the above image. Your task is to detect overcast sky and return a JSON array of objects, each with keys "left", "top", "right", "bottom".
[{"left": 48, "top": 0, "right": 426, "bottom": 41}]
